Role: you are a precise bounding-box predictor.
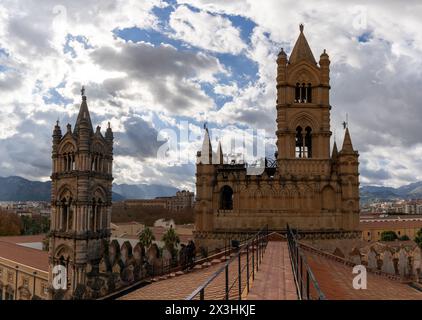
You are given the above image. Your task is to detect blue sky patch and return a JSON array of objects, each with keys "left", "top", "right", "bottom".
[
  {"left": 43, "top": 82, "right": 72, "bottom": 106},
  {"left": 225, "top": 14, "right": 257, "bottom": 45},
  {"left": 63, "top": 34, "right": 92, "bottom": 58},
  {"left": 358, "top": 31, "right": 372, "bottom": 43}
]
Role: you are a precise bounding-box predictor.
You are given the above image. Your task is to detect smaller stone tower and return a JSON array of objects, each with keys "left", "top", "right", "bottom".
[{"left": 49, "top": 88, "right": 114, "bottom": 299}]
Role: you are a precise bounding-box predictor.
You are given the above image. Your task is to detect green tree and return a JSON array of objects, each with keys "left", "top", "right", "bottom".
[
  {"left": 415, "top": 229, "right": 422, "bottom": 248},
  {"left": 380, "top": 230, "right": 398, "bottom": 241},
  {"left": 139, "top": 226, "right": 155, "bottom": 248},
  {"left": 20, "top": 215, "right": 50, "bottom": 235},
  {"left": 399, "top": 235, "right": 410, "bottom": 241},
  {"left": 162, "top": 227, "right": 180, "bottom": 258}
]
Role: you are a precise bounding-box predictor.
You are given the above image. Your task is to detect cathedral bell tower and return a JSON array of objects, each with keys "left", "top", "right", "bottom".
[
  {"left": 49, "top": 88, "right": 114, "bottom": 299},
  {"left": 276, "top": 24, "right": 331, "bottom": 163}
]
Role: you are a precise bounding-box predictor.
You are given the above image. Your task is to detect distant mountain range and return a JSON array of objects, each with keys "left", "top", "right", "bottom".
[
  {"left": 0, "top": 176, "right": 179, "bottom": 202},
  {"left": 112, "top": 183, "right": 179, "bottom": 200},
  {"left": 2, "top": 175, "right": 422, "bottom": 204},
  {"left": 360, "top": 181, "right": 422, "bottom": 204}
]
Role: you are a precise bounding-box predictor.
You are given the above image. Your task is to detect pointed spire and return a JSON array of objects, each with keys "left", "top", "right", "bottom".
[
  {"left": 289, "top": 24, "right": 317, "bottom": 65},
  {"left": 200, "top": 125, "right": 212, "bottom": 164},
  {"left": 53, "top": 120, "right": 62, "bottom": 143},
  {"left": 332, "top": 141, "right": 338, "bottom": 160},
  {"left": 73, "top": 86, "right": 93, "bottom": 136},
  {"left": 105, "top": 121, "right": 113, "bottom": 142},
  {"left": 341, "top": 128, "right": 355, "bottom": 153},
  {"left": 216, "top": 141, "right": 224, "bottom": 165}
]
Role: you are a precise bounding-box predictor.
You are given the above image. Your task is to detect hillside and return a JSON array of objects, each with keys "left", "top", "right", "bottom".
[
  {"left": 111, "top": 205, "right": 194, "bottom": 226},
  {"left": 0, "top": 176, "right": 180, "bottom": 202},
  {"left": 360, "top": 181, "right": 422, "bottom": 204}
]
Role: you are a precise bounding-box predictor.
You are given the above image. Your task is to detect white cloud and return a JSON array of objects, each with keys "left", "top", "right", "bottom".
[
  {"left": 169, "top": 5, "right": 246, "bottom": 54},
  {"left": 0, "top": 0, "right": 422, "bottom": 190}
]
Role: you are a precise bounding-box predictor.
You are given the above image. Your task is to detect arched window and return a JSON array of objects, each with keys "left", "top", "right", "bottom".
[
  {"left": 61, "top": 198, "right": 73, "bottom": 231},
  {"left": 295, "top": 126, "right": 303, "bottom": 158},
  {"left": 294, "top": 83, "right": 312, "bottom": 103},
  {"left": 71, "top": 154, "right": 76, "bottom": 170},
  {"left": 220, "top": 186, "right": 233, "bottom": 210},
  {"left": 307, "top": 83, "right": 312, "bottom": 103},
  {"left": 295, "top": 83, "right": 300, "bottom": 102},
  {"left": 305, "top": 126, "right": 312, "bottom": 158},
  {"left": 90, "top": 198, "right": 96, "bottom": 231},
  {"left": 63, "top": 155, "right": 68, "bottom": 172}
]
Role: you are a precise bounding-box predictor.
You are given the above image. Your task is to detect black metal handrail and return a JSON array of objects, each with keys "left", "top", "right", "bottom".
[
  {"left": 186, "top": 225, "right": 269, "bottom": 300},
  {"left": 286, "top": 224, "right": 325, "bottom": 300}
]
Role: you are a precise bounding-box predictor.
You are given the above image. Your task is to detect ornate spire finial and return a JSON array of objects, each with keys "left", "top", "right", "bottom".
[
  {"left": 81, "top": 85, "right": 85, "bottom": 97},
  {"left": 204, "top": 122, "right": 208, "bottom": 130},
  {"left": 299, "top": 23, "right": 304, "bottom": 33},
  {"left": 342, "top": 113, "right": 349, "bottom": 130}
]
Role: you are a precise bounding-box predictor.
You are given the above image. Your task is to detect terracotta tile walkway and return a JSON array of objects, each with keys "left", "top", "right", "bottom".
[
  {"left": 119, "top": 250, "right": 255, "bottom": 300},
  {"left": 246, "top": 241, "right": 297, "bottom": 300}
]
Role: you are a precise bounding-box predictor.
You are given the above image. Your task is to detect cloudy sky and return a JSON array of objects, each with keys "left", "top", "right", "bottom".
[{"left": 0, "top": 0, "right": 421, "bottom": 190}]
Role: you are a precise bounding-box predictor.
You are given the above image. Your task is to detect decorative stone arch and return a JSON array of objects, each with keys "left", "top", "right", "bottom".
[
  {"left": 59, "top": 140, "right": 77, "bottom": 172},
  {"left": 301, "top": 184, "right": 314, "bottom": 210},
  {"left": 133, "top": 243, "right": 144, "bottom": 264},
  {"left": 288, "top": 111, "right": 320, "bottom": 132},
  {"left": 91, "top": 141, "right": 107, "bottom": 172},
  {"left": 321, "top": 185, "right": 335, "bottom": 211},
  {"left": 57, "top": 185, "right": 74, "bottom": 203},
  {"left": 91, "top": 140, "right": 105, "bottom": 154},
  {"left": 58, "top": 140, "right": 77, "bottom": 154},
  {"left": 90, "top": 186, "right": 107, "bottom": 232},
  {"left": 54, "top": 244, "right": 73, "bottom": 260},
  {"left": 287, "top": 62, "right": 321, "bottom": 85},
  {"left": 107, "top": 239, "right": 121, "bottom": 267},
  {"left": 120, "top": 241, "right": 133, "bottom": 266},
  {"left": 92, "top": 185, "right": 107, "bottom": 203},
  {"left": 56, "top": 186, "right": 74, "bottom": 231}
]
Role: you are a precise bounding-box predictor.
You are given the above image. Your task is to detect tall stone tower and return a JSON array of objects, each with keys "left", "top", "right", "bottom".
[
  {"left": 276, "top": 23, "right": 331, "bottom": 161},
  {"left": 194, "top": 25, "right": 360, "bottom": 251},
  {"left": 49, "top": 88, "right": 114, "bottom": 299}
]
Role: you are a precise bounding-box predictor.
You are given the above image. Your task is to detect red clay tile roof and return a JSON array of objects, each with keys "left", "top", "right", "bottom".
[
  {"left": 359, "top": 219, "right": 422, "bottom": 230},
  {"left": 302, "top": 245, "right": 422, "bottom": 300},
  {"left": 0, "top": 240, "right": 48, "bottom": 272},
  {"left": 0, "top": 234, "right": 46, "bottom": 244}
]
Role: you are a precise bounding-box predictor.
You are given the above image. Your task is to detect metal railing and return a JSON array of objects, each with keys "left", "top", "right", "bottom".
[
  {"left": 186, "top": 225, "right": 269, "bottom": 300},
  {"left": 286, "top": 224, "right": 325, "bottom": 300}
]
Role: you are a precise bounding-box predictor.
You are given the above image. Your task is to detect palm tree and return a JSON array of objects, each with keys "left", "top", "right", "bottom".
[
  {"left": 139, "top": 226, "right": 155, "bottom": 248},
  {"left": 162, "top": 227, "right": 180, "bottom": 257}
]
